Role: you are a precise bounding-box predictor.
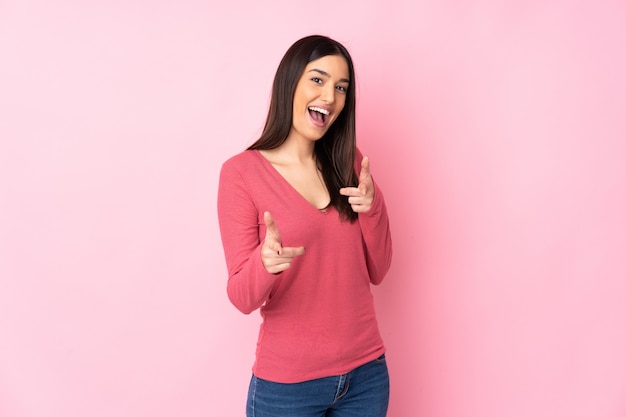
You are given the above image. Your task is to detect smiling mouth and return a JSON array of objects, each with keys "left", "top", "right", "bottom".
[{"left": 308, "top": 106, "right": 330, "bottom": 125}]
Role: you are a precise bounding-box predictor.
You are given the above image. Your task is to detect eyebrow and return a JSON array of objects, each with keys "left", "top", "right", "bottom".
[{"left": 308, "top": 68, "right": 350, "bottom": 84}]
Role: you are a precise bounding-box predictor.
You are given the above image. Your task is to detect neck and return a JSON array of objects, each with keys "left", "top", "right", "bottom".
[{"left": 278, "top": 134, "right": 316, "bottom": 164}]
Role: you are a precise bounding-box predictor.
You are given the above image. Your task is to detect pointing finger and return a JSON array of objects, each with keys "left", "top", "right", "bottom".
[
  {"left": 263, "top": 211, "right": 283, "bottom": 254},
  {"left": 264, "top": 211, "right": 280, "bottom": 240},
  {"left": 339, "top": 186, "right": 360, "bottom": 196},
  {"left": 359, "top": 156, "right": 371, "bottom": 183},
  {"left": 280, "top": 246, "right": 306, "bottom": 258}
]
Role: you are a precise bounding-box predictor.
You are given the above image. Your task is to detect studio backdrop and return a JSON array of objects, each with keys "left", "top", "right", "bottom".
[{"left": 1, "top": 1, "right": 625, "bottom": 416}]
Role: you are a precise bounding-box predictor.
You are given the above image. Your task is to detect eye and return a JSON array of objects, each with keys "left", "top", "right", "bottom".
[
  {"left": 336, "top": 85, "right": 348, "bottom": 93},
  {"left": 311, "top": 77, "right": 323, "bottom": 84}
]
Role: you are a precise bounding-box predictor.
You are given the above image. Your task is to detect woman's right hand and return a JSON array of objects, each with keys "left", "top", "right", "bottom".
[{"left": 261, "top": 211, "right": 305, "bottom": 274}]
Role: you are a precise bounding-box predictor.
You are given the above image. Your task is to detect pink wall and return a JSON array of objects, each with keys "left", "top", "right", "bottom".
[{"left": 1, "top": 1, "right": 625, "bottom": 416}]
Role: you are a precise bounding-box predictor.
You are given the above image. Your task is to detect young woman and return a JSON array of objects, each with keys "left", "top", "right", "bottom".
[{"left": 217, "top": 35, "right": 393, "bottom": 417}]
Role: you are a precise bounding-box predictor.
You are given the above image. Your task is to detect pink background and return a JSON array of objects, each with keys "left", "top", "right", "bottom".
[{"left": 1, "top": 1, "right": 625, "bottom": 416}]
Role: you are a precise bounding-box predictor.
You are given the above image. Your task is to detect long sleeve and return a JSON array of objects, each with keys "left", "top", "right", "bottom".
[
  {"left": 355, "top": 151, "right": 393, "bottom": 285},
  {"left": 217, "top": 158, "right": 278, "bottom": 314},
  {"left": 358, "top": 181, "right": 393, "bottom": 285}
]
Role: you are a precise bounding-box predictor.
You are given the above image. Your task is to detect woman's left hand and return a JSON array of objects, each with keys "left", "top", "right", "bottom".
[{"left": 340, "top": 156, "right": 375, "bottom": 213}]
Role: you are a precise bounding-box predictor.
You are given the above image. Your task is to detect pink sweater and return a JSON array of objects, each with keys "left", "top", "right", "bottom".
[{"left": 217, "top": 149, "right": 392, "bottom": 383}]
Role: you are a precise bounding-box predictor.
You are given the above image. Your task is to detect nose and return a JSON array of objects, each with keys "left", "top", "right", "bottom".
[{"left": 320, "top": 84, "right": 335, "bottom": 104}]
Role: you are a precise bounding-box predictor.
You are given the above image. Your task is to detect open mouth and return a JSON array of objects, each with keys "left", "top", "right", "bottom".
[{"left": 308, "top": 106, "right": 330, "bottom": 126}]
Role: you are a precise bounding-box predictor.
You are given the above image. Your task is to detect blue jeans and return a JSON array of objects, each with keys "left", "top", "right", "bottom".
[{"left": 246, "top": 354, "right": 390, "bottom": 417}]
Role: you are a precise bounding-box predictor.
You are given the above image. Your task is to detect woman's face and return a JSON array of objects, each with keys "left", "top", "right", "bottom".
[{"left": 289, "top": 54, "right": 350, "bottom": 143}]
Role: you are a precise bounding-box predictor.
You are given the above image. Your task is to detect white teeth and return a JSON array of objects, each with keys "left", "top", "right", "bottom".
[{"left": 308, "top": 106, "right": 329, "bottom": 115}]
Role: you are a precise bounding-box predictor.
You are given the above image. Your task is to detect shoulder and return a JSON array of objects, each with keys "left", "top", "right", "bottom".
[
  {"left": 221, "top": 149, "right": 264, "bottom": 177},
  {"left": 219, "top": 149, "right": 273, "bottom": 192},
  {"left": 222, "top": 149, "right": 259, "bottom": 169}
]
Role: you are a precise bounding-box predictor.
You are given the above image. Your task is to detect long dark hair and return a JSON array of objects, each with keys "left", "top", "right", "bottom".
[{"left": 248, "top": 35, "right": 358, "bottom": 222}]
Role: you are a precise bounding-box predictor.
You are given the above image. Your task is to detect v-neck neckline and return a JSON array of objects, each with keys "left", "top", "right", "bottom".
[{"left": 253, "top": 150, "right": 333, "bottom": 214}]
